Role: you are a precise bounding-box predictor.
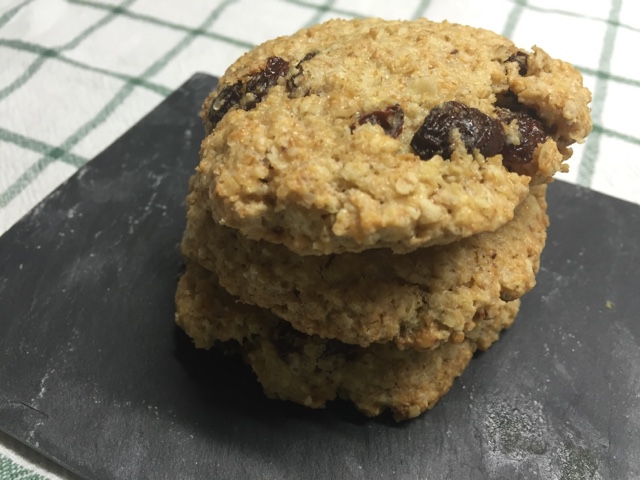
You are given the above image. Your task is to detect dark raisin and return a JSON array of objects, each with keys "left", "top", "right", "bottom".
[
  {"left": 299, "top": 51, "right": 319, "bottom": 63},
  {"left": 243, "top": 56, "right": 290, "bottom": 109},
  {"left": 356, "top": 104, "right": 404, "bottom": 138},
  {"left": 207, "top": 80, "right": 244, "bottom": 129},
  {"left": 206, "top": 56, "right": 289, "bottom": 130},
  {"left": 410, "top": 101, "right": 505, "bottom": 160},
  {"left": 507, "top": 51, "right": 529, "bottom": 76},
  {"left": 497, "top": 108, "right": 548, "bottom": 169},
  {"left": 271, "top": 323, "right": 306, "bottom": 360},
  {"left": 270, "top": 322, "right": 356, "bottom": 362},
  {"left": 286, "top": 51, "right": 319, "bottom": 96}
]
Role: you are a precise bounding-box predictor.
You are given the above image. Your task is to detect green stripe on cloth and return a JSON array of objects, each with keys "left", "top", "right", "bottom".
[
  {"left": 577, "top": 65, "right": 640, "bottom": 89},
  {"left": 0, "top": 0, "right": 136, "bottom": 101},
  {"left": 577, "top": 0, "right": 622, "bottom": 186},
  {"left": 0, "top": 0, "right": 238, "bottom": 209},
  {"left": 0, "top": 39, "right": 172, "bottom": 96},
  {"left": 0, "top": 55, "right": 49, "bottom": 101},
  {"left": 69, "top": 0, "right": 256, "bottom": 50},
  {"left": 511, "top": 0, "right": 640, "bottom": 33},
  {"left": 0, "top": 0, "right": 33, "bottom": 28},
  {"left": 0, "top": 127, "right": 87, "bottom": 166},
  {"left": 593, "top": 124, "right": 640, "bottom": 146},
  {"left": 0, "top": 157, "right": 69, "bottom": 210},
  {"left": 283, "top": 0, "right": 362, "bottom": 18},
  {"left": 302, "top": 0, "right": 336, "bottom": 28},
  {"left": 0, "top": 455, "right": 47, "bottom": 480},
  {"left": 502, "top": 0, "right": 526, "bottom": 39},
  {"left": 411, "top": 0, "right": 434, "bottom": 19}
]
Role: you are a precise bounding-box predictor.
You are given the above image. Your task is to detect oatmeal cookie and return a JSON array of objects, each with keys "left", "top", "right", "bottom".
[
  {"left": 175, "top": 262, "right": 520, "bottom": 421},
  {"left": 196, "top": 18, "right": 590, "bottom": 255},
  {"left": 181, "top": 175, "right": 548, "bottom": 349}
]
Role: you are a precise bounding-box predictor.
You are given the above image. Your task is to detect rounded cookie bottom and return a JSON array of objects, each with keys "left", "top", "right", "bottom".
[{"left": 175, "top": 262, "right": 520, "bottom": 421}]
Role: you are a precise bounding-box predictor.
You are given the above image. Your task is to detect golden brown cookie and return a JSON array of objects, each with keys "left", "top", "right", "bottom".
[
  {"left": 175, "top": 262, "right": 520, "bottom": 421},
  {"left": 196, "top": 18, "right": 590, "bottom": 255},
  {"left": 181, "top": 175, "right": 548, "bottom": 349}
]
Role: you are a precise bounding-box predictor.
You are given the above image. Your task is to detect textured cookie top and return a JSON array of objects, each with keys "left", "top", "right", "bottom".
[{"left": 198, "top": 18, "right": 590, "bottom": 255}]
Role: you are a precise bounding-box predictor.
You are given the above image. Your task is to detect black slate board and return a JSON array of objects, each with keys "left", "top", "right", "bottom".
[{"left": 1, "top": 73, "right": 639, "bottom": 480}]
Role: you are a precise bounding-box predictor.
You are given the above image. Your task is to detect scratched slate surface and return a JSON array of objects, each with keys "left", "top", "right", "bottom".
[{"left": 0, "top": 73, "right": 639, "bottom": 480}]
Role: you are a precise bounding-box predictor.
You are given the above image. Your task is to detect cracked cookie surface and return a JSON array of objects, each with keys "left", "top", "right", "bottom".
[
  {"left": 181, "top": 175, "right": 548, "bottom": 349},
  {"left": 197, "top": 18, "right": 590, "bottom": 255},
  {"left": 175, "top": 262, "right": 521, "bottom": 421}
]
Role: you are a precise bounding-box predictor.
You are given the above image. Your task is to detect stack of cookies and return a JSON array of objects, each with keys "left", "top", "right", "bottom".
[{"left": 175, "top": 18, "right": 591, "bottom": 420}]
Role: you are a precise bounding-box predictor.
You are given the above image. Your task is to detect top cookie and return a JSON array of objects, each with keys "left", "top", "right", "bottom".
[{"left": 198, "top": 18, "right": 591, "bottom": 255}]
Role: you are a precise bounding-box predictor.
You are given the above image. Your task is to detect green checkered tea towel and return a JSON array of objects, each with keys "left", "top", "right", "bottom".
[{"left": 1, "top": 0, "right": 638, "bottom": 478}]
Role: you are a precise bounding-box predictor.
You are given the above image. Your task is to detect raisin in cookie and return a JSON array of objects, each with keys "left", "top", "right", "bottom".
[
  {"left": 181, "top": 174, "right": 548, "bottom": 349},
  {"left": 175, "top": 262, "right": 520, "bottom": 421},
  {"left": 197, "top": 18, "right": 590, "bottom": 255}
]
